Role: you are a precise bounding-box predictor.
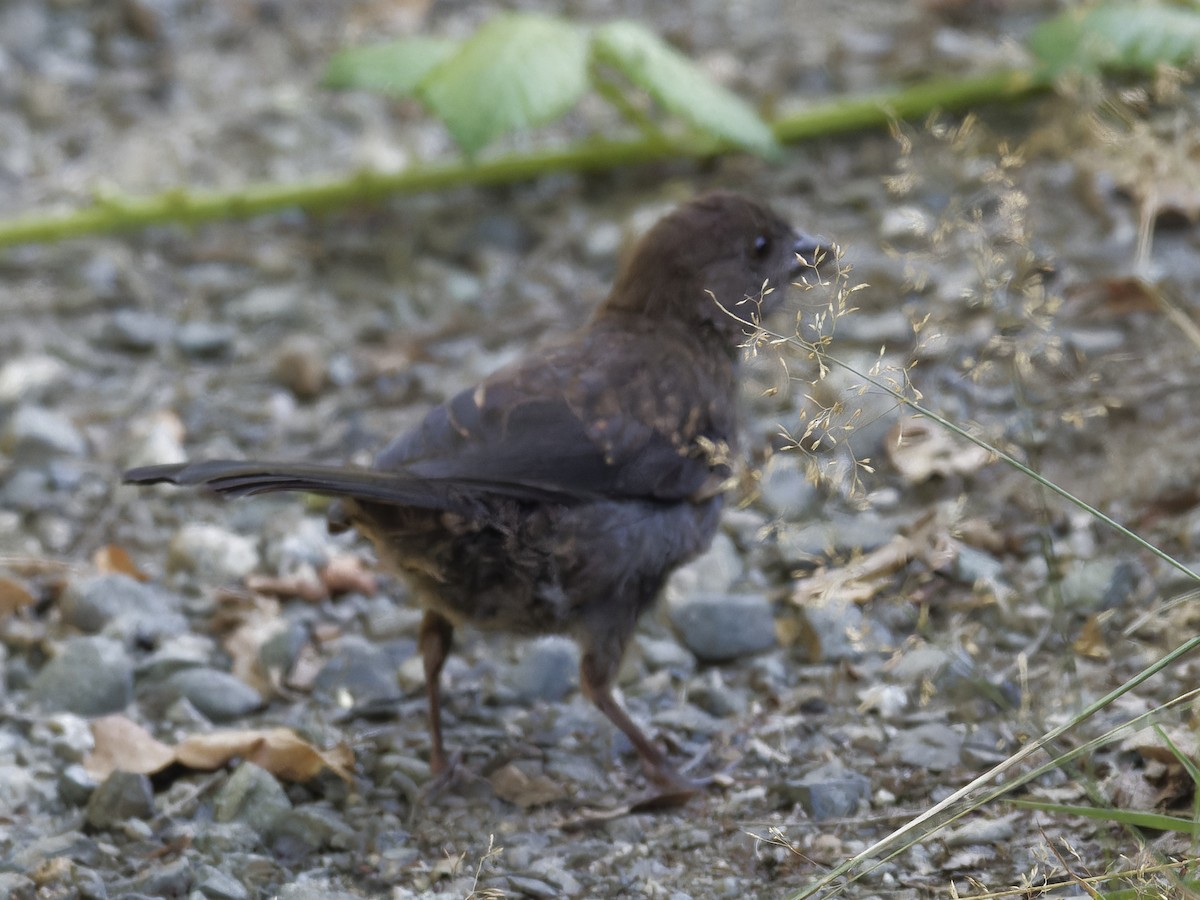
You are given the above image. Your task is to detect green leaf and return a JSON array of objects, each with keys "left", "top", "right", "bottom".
[
  {"left": 323, "top": 37, "right": 459, "bottom": 96},
  {"left": 1010, "top": 798, "right": 1200, "bottom": 834},
  {"left": 1029, "top": 4, "right": 1200, "bottom": 77},
  {"left": 415, "top": 13, "right": 590, "bottom": 156},
  {"left": 591, "top": 21, "right": 780, "bottom": 158}
]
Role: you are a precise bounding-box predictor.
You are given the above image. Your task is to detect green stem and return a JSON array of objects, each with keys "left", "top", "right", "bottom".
[{"left": 0, "top": 69, "right": 1048, "bottom": 248}]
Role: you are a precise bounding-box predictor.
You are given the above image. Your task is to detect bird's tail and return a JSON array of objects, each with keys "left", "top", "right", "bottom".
[{"left": 123, "top": 459, "right": 585, "bottom": 509}]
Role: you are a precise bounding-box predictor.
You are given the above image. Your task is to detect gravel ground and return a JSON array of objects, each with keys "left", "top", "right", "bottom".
[{"left": 4, "top": 1, "right": 1200, "bottom": 898}]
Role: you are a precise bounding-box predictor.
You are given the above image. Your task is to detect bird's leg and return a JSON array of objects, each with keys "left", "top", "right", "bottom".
[
  {"left": 579, "top": 647, "right": 699, "bottom": 796},
  {"left": 418, "top": 609, "right": 455, "bottom": 775}
]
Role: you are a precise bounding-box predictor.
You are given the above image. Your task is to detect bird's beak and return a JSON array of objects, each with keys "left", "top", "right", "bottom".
[{"left": 791, "top": 230, "right": 827, "bottom": 275}]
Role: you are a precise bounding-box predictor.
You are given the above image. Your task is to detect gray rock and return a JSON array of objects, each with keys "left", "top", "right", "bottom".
[
  {"left": 30, "top": 711, "right": 94, "bottom": 761},
  {"left": 362, "top": 596, "right": 423, "bottom": 641},
  {"left": 58, "top": 763, "right": 98, "bottom": 806},
  {"left": 776, "top": 762, "right": 871, "bottom": 819},
  {"left": 757, "top": 453, "right": 822, "bottom": 520},
  {"left": 111, "top": 857, "right": 192, "bottom": 897},
  {"left": 890, "top": 722, "right": 965, "bottom": 771},
  {"left": 61, "top": 573, "right": 189, "bottom": 642},
  {"left": 879, "top": 205, "right": 932, "bottom": 242},
  {"left": 665, "top": 531, "right": 743, "bottom": 601},
  {"left": 1058, "top": 558, "right": 1138, "bottom": 611},
  {"left": 168, "top": 523, "right": 259, "bottom": 582},
  {"left": 273, "top": 806, "right": 357, "bottom": 852},
  {"left": 6, "top": 831, "right": 99, "bottom": 871},
  {"left": 668, "top": 592, "right": 776, "bottom": 663},
  {"left": 137, "top": 634, "right": 218, "bottom": 682},
  {"left": 213, "top": 763, "right": 292, "bottom": 838},
  {"left": 635, "top": 636, "right": 696, "bottom": 677},
  {"left": 777, "top": 510, "right": 903, "bottom": 563},
  {"left": 687, "top": 670, "right": 747, "bottom": 718},
  {"left": 164, "top": 668, "right": 263, "bottom": 722},
  {"left": 0, "top": 763, "right": 52, "bottom": 811},
  {"left": 798, "top": 594, "right": 896, "bottom": 661},
  {"left": 0, "top": 354, "right": 67, "bottom": 403},
  {"left": 106, "top": 309, "right": 169, "bottom": 352},
  {"left": 2, "top": 405, "right": 87, "bottom": 460},
  {"left": 257, "top": 620, "right": 309, "bottom": 678},
  {"left": 276, "top": 881, "right": 362, "bottom": 900},
  {"left": 30, "top": 636, "right": 133, "bottom": 715},
  {"left": 949, "top": 544, "right": 1006, "bottom": 589},
  {"left": 2, "top": 467, "right": 50, "bottom": 510},
  {"left": 194, "top": 864, "right": 250, "bottom": 900},
  {"left": 0, "top": 873, "right": 34, "bottom": 900},
  {"left": 85, "top": 771, "right": 155, "bottom": 828},
  {"left": 314, "top": 636, "right": 405, "bottom": 706},
  {"left": 511, "top": 636, "right": 579, "bottom": 702},
  {"left": 175, "top": 321, "right": 235, "bottom": 358}
]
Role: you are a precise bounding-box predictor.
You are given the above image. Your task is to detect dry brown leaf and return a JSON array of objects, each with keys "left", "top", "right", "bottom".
[
  {"left": 1072, "top": 615, "right": 1110, "bottom": 661},
  {"left": 0, "top": 577, "right": 36, "bottom": 617},
  {"left": 245, "top": 571, "right": 328, "bottom": 602},
  {"left": 1064, "top": 276, "right": 1159, "bottom": 317},
  {"left": 85, "top": 715, "right": 176, "bottom": 779},
  {"left": 792, "top": 506, "right": 957, "bottom": 608},
  {"left": 1124, "top": 726, "right": 1200, "bottom": 768},
  {"left": 92, "top": 544, "right": 149, "bottom": 581},
  {"left": 886, "top": 417, "right": 993, "bottom": 484},
  {"left": 84, "top": 714, "right": 354, "bottom": 782},
  {"left": 223, "top": 613, "right": 287, "bottom": 698},
  {"left": 488, "top": 761, "right": 567, "bottom": 809},
  {"left": 176, "top": 728, "right": 354, "bottom": 782},
  {"left": 321, "top": 554, "right": 377, "bottom": 596}
]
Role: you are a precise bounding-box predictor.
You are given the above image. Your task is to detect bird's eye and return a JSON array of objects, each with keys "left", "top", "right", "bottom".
[{"left": 752, "top": 235, "right": 771, "bottom": 258}]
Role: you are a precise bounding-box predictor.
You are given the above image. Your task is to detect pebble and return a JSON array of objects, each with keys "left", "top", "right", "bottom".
[
  {"left": 111, "top": 857, "right": 193, "bottom": 897},
  {"left": 175, "top": 321, "right": 236, "bottom": 358},
  {"left": 1058, "top": 558, "right": 1138, "bottom": 611},
  {"left": 0, "top": 874, "right": 34, "bottom": 899},
  {"left": 29, "top": 636, "right": 134, "bottom": 716},
  {"left": 273, "top": 805, "right": 357, "bottom": 852},
  {"left": 636, "top": 636, "right": 697, "bottom": 677},
  {"left": 776, "top": 510, "right": 903, "bottom": 562},
  {"left": 137, "top": 633, "right": 218, "bottom": 682},
  {"left": 775, "top": 761, "right": 871, "bottom": 818},
  {"left": 757, "top": 453, "right": 822, "bottom": 520},
  {"left": 213, "top": 763, "right": 292, "bottom": 839},
  {"left": 890, "top": 721, "right": 965, "bottom": 771},
  {"left": 665, "top": 531, "right": 744, "bottom": 601},
  {"left": 1, "top": 405, "right": 87, "bottom": 460},
  {"left": 273, "top": 335, "right": 329, "bottom": 400},
  {"left": 0, "top": 354, "right": 67, "bottom": 403},
  {"left": 194, "top": 863, "right": 251, "bottom": 900},
  {"left": 60, "top": 573, "right": 189, "bottom": 642},
  {"left": 105, "top": 309, "right": 169, "bottom": 352},
  {"left": 510, "top": 635, "right": 579, "bottom": 702},
  {"left": 794, "top": 593, "right": 895, "bottom": 661},
  {"left": 58, "top": 763, "right": 98, "bottom": 807},
  {"left": 949, "top": 544, "right": 1007, "bottom": 590},
  {"left": 313, "top": 635, "right": 407, "bottom": 707},
  {"left": 163, "top": 668, "right": 264, "bottom": 722},
  {"left": 84, "top": 771, "right": 155, "bottom": 828},
  {"left": 878, "top": 205, "right": 932, "bottom": 242},
  {"left": 666, "top": 592, "right": 777, "bottom": 663},
  {"left": 168, "top": 523, "right": 260, "bottom": 582},
  {"left": 0, "top": 763, "right": 52, "bottom": 812}
]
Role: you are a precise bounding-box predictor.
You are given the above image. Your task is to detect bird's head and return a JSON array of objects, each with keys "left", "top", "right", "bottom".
[{"left": 599, "top": 191, "right": 824, "bottom": 345}]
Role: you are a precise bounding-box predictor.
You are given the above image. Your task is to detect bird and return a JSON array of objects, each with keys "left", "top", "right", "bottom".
[{"left": 124, "top": 191, "right": 823, "bottom": 796}]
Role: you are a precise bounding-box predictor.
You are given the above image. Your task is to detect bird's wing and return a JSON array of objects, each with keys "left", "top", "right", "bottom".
[{"left": 374, "top": 338, "right": 730, "bottom": 504}]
